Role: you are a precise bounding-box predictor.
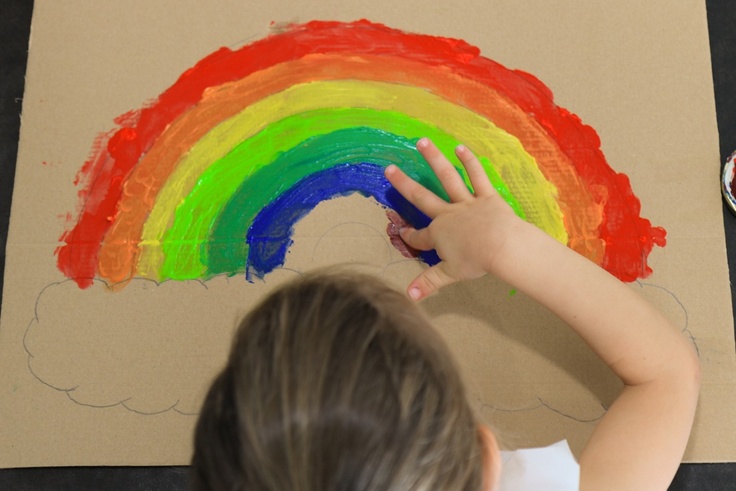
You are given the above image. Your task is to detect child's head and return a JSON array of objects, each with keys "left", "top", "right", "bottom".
[{"left": 191, "top": 270, "right": 497, "bottom": 490}]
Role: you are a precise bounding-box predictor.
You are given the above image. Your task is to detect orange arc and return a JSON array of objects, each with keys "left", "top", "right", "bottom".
[{"left": 98, "top": 52, "right": 604, "bottom": 284}]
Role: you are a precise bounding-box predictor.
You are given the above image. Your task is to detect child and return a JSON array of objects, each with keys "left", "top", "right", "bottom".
[{"left": 191, "top": 138, "right": 700, "bottom": 490}]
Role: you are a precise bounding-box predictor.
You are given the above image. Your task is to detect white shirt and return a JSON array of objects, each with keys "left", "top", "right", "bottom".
[{"left": 498, "top": 440, "right": 580, "bottom": 490}]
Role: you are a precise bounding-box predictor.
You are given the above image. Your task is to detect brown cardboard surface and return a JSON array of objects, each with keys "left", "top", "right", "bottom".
[{"left": 1, "top": 0, "right": 733, "bottom": 466}]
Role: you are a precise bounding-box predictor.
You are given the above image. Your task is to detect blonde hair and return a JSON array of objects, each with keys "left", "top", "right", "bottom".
[{"left": 191, "top": 271, "right": 484, "bottom": 490}]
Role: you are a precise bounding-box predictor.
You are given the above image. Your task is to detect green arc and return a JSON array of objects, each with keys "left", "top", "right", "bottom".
[{"left": 150, "top": 109, "right": 542, "bottom": 281}]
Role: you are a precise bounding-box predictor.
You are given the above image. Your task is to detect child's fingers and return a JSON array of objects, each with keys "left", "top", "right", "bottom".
[
  {"left": 417, "top": 138, "right": 473, "bottom": 203},
  {"left": 455, "top": 144, "right": 495, "bottom": 197},
  {"left": 384, "top": 164, "right": 446, "bottom": 218},
  {"left": 407, "top": 263, "right": 457, "bottom": 301},
  {"left": 398, "top": 226, "right": 434, "bottom": 251}
]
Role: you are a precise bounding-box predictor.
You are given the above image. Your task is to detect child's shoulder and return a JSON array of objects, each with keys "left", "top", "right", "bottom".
[{"left": 498, "top": 440, "right": 579, "bottom": 491}]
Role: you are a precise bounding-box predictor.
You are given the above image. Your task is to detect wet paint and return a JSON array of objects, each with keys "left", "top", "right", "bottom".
[
  {"left": 246, "top": 163, "right": 439, "bottom": 280},
  {"left": 118, "top": 82, "right": 561, "bottom": 283},
  {"left": 57, "top": 19, "right": 665, "bottom": 287},
  {"left": 147, "top": 108, "right": 536, "bottom": 281}
]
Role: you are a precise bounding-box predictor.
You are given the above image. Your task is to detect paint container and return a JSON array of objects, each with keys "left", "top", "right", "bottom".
[{"left": 722, "top": 150, "right": 736, "bottom": 214}]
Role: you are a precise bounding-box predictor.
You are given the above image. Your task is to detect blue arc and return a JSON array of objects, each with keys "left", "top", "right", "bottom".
[{"left": 245, "top": 162, "right": 439, "bottom": 280}]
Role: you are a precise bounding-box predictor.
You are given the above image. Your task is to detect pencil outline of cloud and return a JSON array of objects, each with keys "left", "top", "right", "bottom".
[
  {"left": 23, "top": 274, "right": 298, "bottom": 416},
  {"left": 26, "top": 198, "right": 695, "bottom": 418}
]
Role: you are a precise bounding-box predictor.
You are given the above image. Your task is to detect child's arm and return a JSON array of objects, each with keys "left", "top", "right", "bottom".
[{"left": 385, "top": 138, "right": 700, "bottom": 491}]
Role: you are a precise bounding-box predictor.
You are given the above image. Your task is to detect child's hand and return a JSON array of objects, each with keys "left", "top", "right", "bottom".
[
  {"left": 384, "top": 138, "right": 522, "bottom": 301},
  {"left": 388, "top": 138, "right": 699, "bottom": 490}
]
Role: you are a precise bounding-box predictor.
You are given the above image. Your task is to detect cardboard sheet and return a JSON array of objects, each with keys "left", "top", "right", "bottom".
[{"left": 1, "top": 0, "right": 734, "bottom": 466}]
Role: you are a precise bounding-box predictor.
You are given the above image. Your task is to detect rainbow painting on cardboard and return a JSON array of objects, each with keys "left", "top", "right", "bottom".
[{"left": 55, "top": 19, "right": 666, "bottom": 289}]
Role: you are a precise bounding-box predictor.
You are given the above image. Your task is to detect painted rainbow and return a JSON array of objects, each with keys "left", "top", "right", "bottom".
[{"left": 56, "top": 19, "right": 666, "bottom": 289}]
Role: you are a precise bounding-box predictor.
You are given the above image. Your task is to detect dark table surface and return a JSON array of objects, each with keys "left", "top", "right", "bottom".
[{"left": 2, "top": 0, "right": 736, "bottom": 489}]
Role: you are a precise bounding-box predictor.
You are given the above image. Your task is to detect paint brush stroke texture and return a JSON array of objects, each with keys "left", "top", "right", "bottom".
[{"left": 56, "top": 19, "right": 666, "bottom": 288}]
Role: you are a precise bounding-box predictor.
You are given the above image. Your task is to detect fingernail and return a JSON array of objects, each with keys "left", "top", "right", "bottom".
[
  {"left": 417, "top": 137, "right": 429, "bottom": 149},
  {"left": 409, "top": 287, "right": 422, "bottom": 300},
  {"left": 456, "top": 144, "right": 467, "bottom": 153}
]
